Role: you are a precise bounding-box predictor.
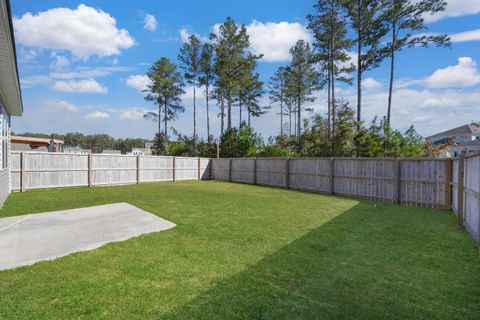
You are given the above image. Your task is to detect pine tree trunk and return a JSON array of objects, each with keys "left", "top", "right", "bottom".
[
  {"left": 220, "top": 92, "right": 225, "bottom": 135},
  {"left": 239, "top": 97, "right": 242, "bottom": 127},
  {"left": 357, "top": 31, "right": 362, "bottom": 126},
  {"left": 280, "top": 84, "right": 284, "bottom": 136},
  {"left": 248, "top": 107, "right": 251, "bottom": 127},
  {"left": 289, "top": 109, "right": 292, "bottom": 137},
  {"left": 158, "top": 104, "right": 162, "bottom": 136},
  {"left": 387, "top": 20, "right": 396, "bottom": 126},
  {"left": 227, "top": 84, "right": 232, "bottom": 130},
  {"left": 297, "top": 91, "right": 301, "bottom": 145},
  {"left": 193, "top": 82, "right": 197, "bottom": 151},
  {"left": 164, "top": 100, "right": 168, "bottom": 138},
  {"left": 206, "top": 83, "right": 210, "bottom": 143}
]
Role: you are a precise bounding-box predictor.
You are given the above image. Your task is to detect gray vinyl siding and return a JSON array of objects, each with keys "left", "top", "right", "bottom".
[{"left": 0, "top": 168, "right": 8, "bottom": 205}]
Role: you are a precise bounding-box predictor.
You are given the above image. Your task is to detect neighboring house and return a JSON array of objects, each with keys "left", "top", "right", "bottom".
[
  {"left": 101, "top": 149, "right": 122, "bottom": 155},
  {"left": 64, "top": 146, "right": 91, "bottom": 154},
  {"left": 130, "top": 147, "right": 152, "bottom": 156},
  {"left": 0, "top": 0, "right": 23, "bottom": 205},
  {"left": 11, "top": 136, "right": 64, "bottom": 152},
  {"left": 426, "top": 124, "right": 480, "bottom": 157}
]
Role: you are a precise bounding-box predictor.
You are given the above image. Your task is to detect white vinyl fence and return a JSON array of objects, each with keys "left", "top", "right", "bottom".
[{"left": 10, "top": 152, "right": 211, "bottom": 191}]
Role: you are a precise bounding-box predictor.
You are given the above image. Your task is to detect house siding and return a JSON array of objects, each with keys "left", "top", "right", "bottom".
[{"left": 0, "top": 168, "right": 8, "bottom": 206}]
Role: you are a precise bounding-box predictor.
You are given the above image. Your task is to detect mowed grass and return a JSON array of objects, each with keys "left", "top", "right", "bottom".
[{"left": 0, "top": 181, "right": 479, "bottom": 319}]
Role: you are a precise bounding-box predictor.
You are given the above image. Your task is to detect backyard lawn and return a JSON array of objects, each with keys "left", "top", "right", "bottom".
[{"left": 0, "top": 181, "right": 479, "bottom": 319}]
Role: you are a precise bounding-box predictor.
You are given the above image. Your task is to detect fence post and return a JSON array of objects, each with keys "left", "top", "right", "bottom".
[
  {"left": 172, "top": 156, "right": 176, "bottom": 182},
  {"left": 136, "top": 155, "right": 141, "bottom": 184},
  {"left": 457, "top": 151, "right": 465, "bottom": 227},
  {"left": 286, "top": 157, "right": 290, "bottom": 189},
  {"left": 229, "top": 158, "right": 232, "bottom": 182},
  {"left": 88, "top": 153, "right": 92, "bottom": 188},
  {"left": 446, "top": 158, "right": 452, "bottom": 210},
  {"left": 394, "top": 158, "right": 401, "bottom": 204},
  {"left": 198, "top": 157, "right": 201, "bottom": 180},
  {"left": 330, "top": 157, "right": 334, "bottom": 195},
  {"left": 254, "top": 157, "right": 257, "bottom": 185},
  {"left": 20, "top": 152, "right": 26, "bottom": 192},
  {"left": 209, "top": 158, "right": 213, "bottom": 179}
]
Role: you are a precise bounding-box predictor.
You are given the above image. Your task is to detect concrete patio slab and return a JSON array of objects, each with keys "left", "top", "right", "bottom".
[{"left": 0, "top": 203, "right": 175, "bottom": 271}]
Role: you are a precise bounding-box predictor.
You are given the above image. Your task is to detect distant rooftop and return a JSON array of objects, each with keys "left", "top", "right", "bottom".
[{"left": 426, "top": 124, "right": 480, "bottom": 141}]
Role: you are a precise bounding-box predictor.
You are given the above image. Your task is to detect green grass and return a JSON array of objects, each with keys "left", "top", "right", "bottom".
[{"left": 0, "top": 181, "right": 479, "bottom": 319}]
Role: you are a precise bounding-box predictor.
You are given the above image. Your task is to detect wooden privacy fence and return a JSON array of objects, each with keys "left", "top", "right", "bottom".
[
  {"left": 9, "top": 152, "right": 480, "bottom": 243},
  {"left": 10, "top": 152, "right": 211, "bottom": 191},
  {"left": 452, "top": 151, "right": 480, "bottom": 243},
  {"left": 212, "top": 157, "right": 452, "bottom": 210}
]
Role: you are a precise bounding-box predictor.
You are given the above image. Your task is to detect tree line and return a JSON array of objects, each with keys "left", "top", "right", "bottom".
[
  {"left": 143, "top": 0, "right": 449, "bottom": 158},
  {"left": 13, "top": 132, "right": 150, "bottom": 154}
]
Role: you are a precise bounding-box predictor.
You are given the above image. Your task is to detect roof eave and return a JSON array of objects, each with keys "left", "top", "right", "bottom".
[{"left": 0, "top": 0, "right": 23, "bottom": 117}]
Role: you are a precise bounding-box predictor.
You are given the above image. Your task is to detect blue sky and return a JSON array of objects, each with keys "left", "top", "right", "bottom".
[{"left": 10, "top": 0, "right": 480, "bottom": 140}]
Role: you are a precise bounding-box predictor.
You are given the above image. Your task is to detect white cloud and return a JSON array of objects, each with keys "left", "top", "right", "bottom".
[
  {"left": 45, "top": 100, "right": 79, "bottom": 112},
  {"left": 53, "top": 79, "right": 108, "bottom": 93},
  {"left": 362, "top": 77, "right": 382, "bottom": 90},
  {"left": 184, "top": 20, "right": 311, "bottom": 62},
  {"left": 14, "top": 4, "right": 135, "bottom": 58},
  {"left": 119, "top": 108, "right": 150, "bottom": 120},
  {"left": 126, "top": 74, "right": 151, "bottom": 92},
  {"left": 425, "top": 0, "right": 480, "bottom": 22},
  {"left": 246, "top": 21, "right": 312, "bottom": 62},
  {"left": 179, "top": 28, "right": 191, "bottom": 43},
  {"left": 49, "top": 52, "right": 70, "bottom": 70},
  {"left": 84, "top": 111, "right": 110, "bottom": 120},
  {"left": 179, "top": 27, "right": 209, "bottom": 43},
  {"left": 450, "top": 29, "right": 480, "bottom": 42},
  {"left": 144, "top": 14, "right": 157, "bottom": 32},
  {"left": 425, "top": 57, "right": 480, "bottom": 88}
]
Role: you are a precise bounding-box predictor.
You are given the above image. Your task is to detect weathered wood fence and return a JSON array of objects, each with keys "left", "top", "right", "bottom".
[
  {"left": 10, "top": 152, "right": 210, "bottom": 191},
  {"left": 9, "top": 151, "right": 480, "bottom": 243},
  {"left": 452, "top": 151, "right": 480, "bottom": 243},
  {"left": 212, "top": 157, "right": 452, "bottom": 210}
]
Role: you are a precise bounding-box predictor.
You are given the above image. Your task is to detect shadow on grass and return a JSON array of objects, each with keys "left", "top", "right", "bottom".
[{"left": 163, "top": 203, "right": 480, "bottom": 319}]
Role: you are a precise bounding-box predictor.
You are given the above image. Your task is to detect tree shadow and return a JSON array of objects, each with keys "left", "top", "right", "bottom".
[{"left": 162, "top": 203, "right": 479, "bottom": 319}]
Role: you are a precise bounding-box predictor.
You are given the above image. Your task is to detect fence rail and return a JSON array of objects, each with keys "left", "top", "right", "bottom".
[{"left": 10, "top": 152, "right": 211, "bottom": 191}]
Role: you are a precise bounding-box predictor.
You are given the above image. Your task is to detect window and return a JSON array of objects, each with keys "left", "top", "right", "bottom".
[{"left": 0, "top": 106, "right": 9, "bottom": 169}]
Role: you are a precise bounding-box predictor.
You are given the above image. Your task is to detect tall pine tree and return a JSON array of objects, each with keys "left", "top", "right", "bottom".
[
  {"left": 178, "top": 34, "right": 202, "bottom": 149},
  {"left": 307, "top": 0, "right": 354, "bottom": 153},
  {"left": 144, "top": 58, "right": 185, "bottom": 138},
  {"left": 342, "top": 0, "right": 389, "bottom": 125},
  {"left": 383, "top": 0, "right": 450, "bottom": 125},
  {"left": 269, "top": 66, "right": 288, "bottom": 136},
  {"left": 285, "top": 40, "right": 322, "bottom": 145},
  {"left": 199, "top": 42, "right": 216, "bottom": 142}
]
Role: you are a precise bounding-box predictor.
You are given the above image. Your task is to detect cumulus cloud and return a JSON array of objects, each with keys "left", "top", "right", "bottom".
[
  {"left": 144, "top": 14, "right": 157, "bottom": 31},
  {"left": 84, "top": 111, "right": 110, "bottom": 120},
  {"left": 183, "top": 20, "right": 311, "bottom": 62},
  {"left": 425, "top": 0, "right": 480, "bottom": 22},
  {"left": 13, "top": 4, "right": 135, "bottom": 58},
  {"left": 425, "top": 57, "right": 480, "bottom": 88},
  {"left": 119, "top": 108, "right": 150, "bottom": 120},
  {"left": 53, "top": 79, "right": 108, "bottom": 93},
  {"left": 450, "top": 29, "right": 480, "bottom": 42},
  {"left": 45, "top": 100, "right": 79, "bottom": 112},
  {"left": 126, "top": 74, "right": 151, "bottom": 92},
  {"left": 246, "top": 21, "right": 312, "bottom": 62},
  {"left": 362, "top": 77, "right": 382, "bottom": 90}
]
